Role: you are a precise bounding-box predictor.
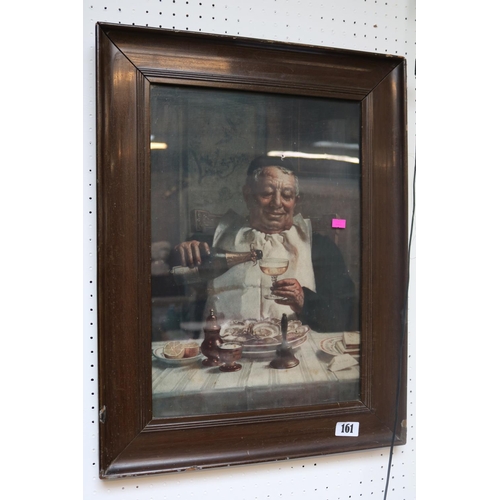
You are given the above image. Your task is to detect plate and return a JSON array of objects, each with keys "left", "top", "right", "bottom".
[
  {"left": 319, "top": 337, "right": 342, "bottom": 356},
  {"left": 242, "top": 334, "right": 308, "bottom": 358},
  {"left": 152, "top": 347, "right": 203, "bottom": 365},
  {"left": 220, "top": 319, "right": 309, "bottom": 358}
]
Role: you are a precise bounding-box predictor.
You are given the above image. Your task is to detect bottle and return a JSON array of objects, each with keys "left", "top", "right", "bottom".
[{"left": 169, "top": 246, "right": 263, "bottom": 285}]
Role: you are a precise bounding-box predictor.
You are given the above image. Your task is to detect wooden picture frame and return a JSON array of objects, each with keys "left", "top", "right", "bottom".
[{"left": 96, "top": 22, "right": 408, "bottom": 478}]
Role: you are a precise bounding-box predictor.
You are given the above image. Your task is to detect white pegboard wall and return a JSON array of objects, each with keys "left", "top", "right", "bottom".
[
  {"left": 83, "top": 1, "right": 416, "bottom": 499},
  {"left": 85, "top": 1, "right": 415, "bottom": 54}
]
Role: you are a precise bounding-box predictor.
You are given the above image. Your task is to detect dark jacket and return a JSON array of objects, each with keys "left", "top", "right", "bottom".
[{"left": 300, "top": 233, "right": 355, "bottom": 332}]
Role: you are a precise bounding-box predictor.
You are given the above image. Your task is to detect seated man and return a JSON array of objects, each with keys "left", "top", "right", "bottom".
[{"left": 172, "top": 155, "right": 355, "bottom": 333}]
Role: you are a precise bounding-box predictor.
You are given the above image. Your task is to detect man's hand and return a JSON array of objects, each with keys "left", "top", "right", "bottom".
[
  {"left": 173, "top": 240, "right": 211, "bottom": 267},
  {"left": 272, "top": 278, "right": 304, "bottom": 314}
]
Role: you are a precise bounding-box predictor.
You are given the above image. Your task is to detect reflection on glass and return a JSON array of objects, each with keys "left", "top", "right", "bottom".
[{"left": 150, "top": 84, "right": 361, "bottom": 418}]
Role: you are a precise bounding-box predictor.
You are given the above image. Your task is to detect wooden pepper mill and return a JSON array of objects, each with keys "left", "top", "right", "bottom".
[
  {"left": 201, "top": 309, "right": 223, "bottom": 366},
  {"left": 270, "top": 314, "right": 300, "bottom": 369}
]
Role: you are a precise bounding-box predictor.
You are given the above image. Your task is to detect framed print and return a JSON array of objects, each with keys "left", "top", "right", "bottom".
[
  {"left": 97, "top": 22, "right": 408, "bottom": 478},
  {"left": 150, "top": 85, "right": 362, "bottom": 418}
]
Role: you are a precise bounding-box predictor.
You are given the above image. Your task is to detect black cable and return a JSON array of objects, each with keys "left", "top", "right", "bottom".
[{"left": 383, "top": 157, "right": 416, "bottom": 500}]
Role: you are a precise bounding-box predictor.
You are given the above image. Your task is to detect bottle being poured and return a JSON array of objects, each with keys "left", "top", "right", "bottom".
[{"left": 169, "top": 245, "right": 263, "bottom": 285}]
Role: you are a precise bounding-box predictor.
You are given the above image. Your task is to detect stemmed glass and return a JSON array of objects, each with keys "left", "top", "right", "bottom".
[{"left": 259, "top": 258, "right": 289, "bottom": 300}]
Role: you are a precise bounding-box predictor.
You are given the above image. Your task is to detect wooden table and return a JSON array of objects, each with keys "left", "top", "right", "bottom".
[{"left": 152, "top": 331, "right": 360, "bottom": 418}]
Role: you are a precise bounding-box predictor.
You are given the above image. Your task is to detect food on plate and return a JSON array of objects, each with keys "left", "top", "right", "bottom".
[
  {"left": 342, "top": 331, "right": 360, "bottom": 350},
  {"left": 287, "top": 330, "right": 305, "bottom": 341},
  {"left": 226, "top": 320, "right": 246, "bottom": 327},
  {"left": 287, "top": 320, "right": 302, "bottom": 331},
  {"left": 319, "top": 334, "right": 360, "bottom": 358},
  {"left": 163, "top": 340, "right": 200, "bottom": 359},
  {"left": 163, "top": 341, "right": 185, "bottom": 359},
  {"left": 220, "top": 318, "right": 309, "bottom": 350},
  {"left": 183, "top": 340, "right": 200, "bottom": 358},
  {"left": 252, "top": 322, "right": 280, "bottom": 338}
]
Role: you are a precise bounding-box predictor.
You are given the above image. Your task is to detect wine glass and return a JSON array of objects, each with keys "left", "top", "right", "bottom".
[{"left": 259, "top": 258, "right": 289, "bottom": 300}]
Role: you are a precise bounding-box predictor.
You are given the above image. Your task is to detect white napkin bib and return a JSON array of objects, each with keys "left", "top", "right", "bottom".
[{"left": 204, "top": 211, "right": 316, "bottom": 321}]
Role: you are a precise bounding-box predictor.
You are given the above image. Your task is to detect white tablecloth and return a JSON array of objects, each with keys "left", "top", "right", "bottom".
[{"left": 152, "top": 331, "right": 360, "bottom": 418}]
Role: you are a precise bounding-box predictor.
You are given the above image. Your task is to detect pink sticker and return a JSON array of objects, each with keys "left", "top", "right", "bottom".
[{"left": 332, "top": 219, "right": 346, "bottom": 229}]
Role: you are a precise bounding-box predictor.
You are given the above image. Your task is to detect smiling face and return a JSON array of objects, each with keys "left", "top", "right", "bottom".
[{"left": 244, "top": 166, "right": 298, "bottom": 234}]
